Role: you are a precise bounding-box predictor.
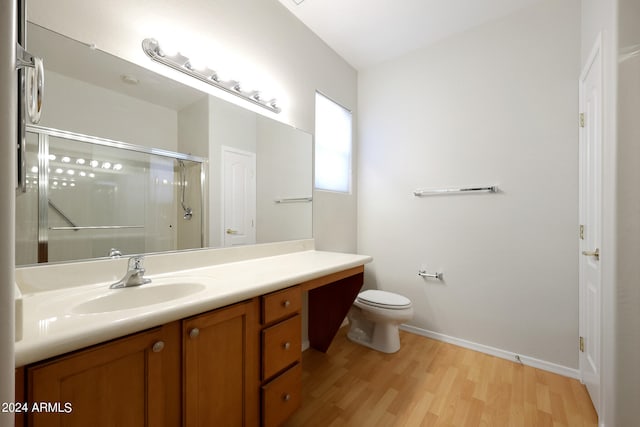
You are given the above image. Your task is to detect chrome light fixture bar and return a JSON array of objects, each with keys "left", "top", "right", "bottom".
[{"left": 142, "top": 38, "right": 281, "bottom": 114}]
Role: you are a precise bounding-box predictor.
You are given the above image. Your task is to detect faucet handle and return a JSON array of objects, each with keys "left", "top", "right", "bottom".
[{"left": 128, "top": 256, "right": 145, "bottom": 270}]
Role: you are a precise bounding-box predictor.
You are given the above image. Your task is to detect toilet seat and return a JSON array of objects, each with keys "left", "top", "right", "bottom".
[{"left": 357, "top": 290, "right": 412, "bottom": 310}]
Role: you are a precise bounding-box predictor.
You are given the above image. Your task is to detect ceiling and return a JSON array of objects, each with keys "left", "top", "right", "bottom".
[{"left": 277, "top": 0, "right": 544, "bottom": 70}]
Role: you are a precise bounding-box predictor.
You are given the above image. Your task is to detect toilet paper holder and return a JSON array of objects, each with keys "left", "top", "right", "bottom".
[{"left": 418, "top": 270, "right": 443, "bottom": 280}]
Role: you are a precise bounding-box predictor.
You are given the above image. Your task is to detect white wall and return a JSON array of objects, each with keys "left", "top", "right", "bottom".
[
  {"left": 0, "top": 0, "right": 17, "bottom": 421},
  {"left": 358, "top": 0, "right": 581, "bottom": 368},
  {"left": 28, "top": 0, "right": 359, "bottom": 253},
  {"left": 615, "top": 0, "right": 640, "bottom": 424},
  {"left": 40, "top": 70, "right": 178, "bottom": 151},
  {"left": 256, "top": 117, "right": 312, "bottom": 243}
]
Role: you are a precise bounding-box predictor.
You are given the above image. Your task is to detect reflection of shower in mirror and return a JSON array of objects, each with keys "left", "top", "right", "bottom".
[{"left": 179, "top": 160, "right": 193, "bottom": 220}]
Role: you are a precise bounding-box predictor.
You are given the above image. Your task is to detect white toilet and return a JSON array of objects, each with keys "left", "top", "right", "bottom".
[{"left": 347, "top": 289, "right": 413, "bottom": 353}]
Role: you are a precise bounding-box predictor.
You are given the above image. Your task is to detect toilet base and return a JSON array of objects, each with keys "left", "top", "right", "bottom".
[
  {"left": 347, "top": 305, "right": 411, "bottom": 354},
  {"left": 347, "top": 322, "right": 402, "bottom": 353}
]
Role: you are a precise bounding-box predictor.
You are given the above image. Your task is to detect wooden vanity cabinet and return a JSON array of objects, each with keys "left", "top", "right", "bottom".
[
  {"left": 18, "top": 266, "right": 365, "bottom": 427},
  {"left": 15, "top": 367, "right": 25, "bottom": 427},
  {"left": 25, "top": 321, "right": 181, "bottom": 427},
  {"left": 260, "top": 286, "right": 303, "bottom": 427},
  {"left": 182, "top": 298, "right": 260, "bottom": 427}
]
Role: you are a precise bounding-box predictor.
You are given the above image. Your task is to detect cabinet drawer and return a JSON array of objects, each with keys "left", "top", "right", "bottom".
[
  {"left": 262, "top": 315, "right": 301, "bottom": 381},
  {"left": 261, "top": 363, "right": 302, "bottom": 427},
  {"left": 262, "top": 286, "right": 301, "bottom": 325}
]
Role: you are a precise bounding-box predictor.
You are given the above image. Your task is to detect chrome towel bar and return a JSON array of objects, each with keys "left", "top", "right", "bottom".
[
  {"left": 418, "top": 270, "right": 443, "bottom": 280},
  {"left": 275, "top": 197, "right": 313, "bottom": 204},
  {"left": 49, "top": 225, "right": 144, "bottom": 231},
  {"left": 413, "top": 186, "right": 498, "bottom": 197}
]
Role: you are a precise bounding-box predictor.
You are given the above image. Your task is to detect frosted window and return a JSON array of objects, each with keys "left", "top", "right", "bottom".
[{"left": 314, "top": 92, "right": 352, "bottom": 193}]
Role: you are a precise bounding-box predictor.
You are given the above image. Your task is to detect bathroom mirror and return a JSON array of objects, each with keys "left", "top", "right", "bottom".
[{"left": 16, "top": 22, "right": 312, "bottom": 266}]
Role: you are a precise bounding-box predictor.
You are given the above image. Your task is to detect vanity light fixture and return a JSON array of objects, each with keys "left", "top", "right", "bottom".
[{"left": 141, "top": 38, "right": 281, "bottom": 114}]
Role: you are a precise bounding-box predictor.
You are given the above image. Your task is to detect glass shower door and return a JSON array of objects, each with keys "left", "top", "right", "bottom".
[{"left": 16, "top": 127, "right": 204, "bottom": 265}]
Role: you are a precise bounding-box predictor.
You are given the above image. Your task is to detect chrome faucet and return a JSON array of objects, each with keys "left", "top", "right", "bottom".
[{"left": 110, "top": 256, "right": 152, "bottom": 289}]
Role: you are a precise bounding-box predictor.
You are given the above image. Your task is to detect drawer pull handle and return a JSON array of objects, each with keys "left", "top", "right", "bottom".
[
  {"left": 283, "top": 341, "right": 291, "bottom": 350},
  {"left": 282, "top": 393, "right": 291, "bottom": 402},
  {"left": 282, "top": 300, "right": 291, "bottom": 308},
  {"left": 152, "top": 341, "right": 165, "bottom": 353},
  {"left": 189, "top": 328, "right": 200, "bottom": 339}
]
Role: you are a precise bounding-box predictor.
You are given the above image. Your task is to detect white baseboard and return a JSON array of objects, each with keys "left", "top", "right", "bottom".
[{"left": 399, "top": 324, "right": 580, "bottom": 380}]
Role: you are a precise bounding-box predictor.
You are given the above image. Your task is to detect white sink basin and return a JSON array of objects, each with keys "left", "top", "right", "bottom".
[{"left": 71, "top": 282, "right": 207, "bottom": 314}]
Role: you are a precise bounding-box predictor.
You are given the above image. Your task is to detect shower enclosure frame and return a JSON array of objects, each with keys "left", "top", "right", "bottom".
[{"left": 25, "top": 124, "right": 207, "bottom": 263}]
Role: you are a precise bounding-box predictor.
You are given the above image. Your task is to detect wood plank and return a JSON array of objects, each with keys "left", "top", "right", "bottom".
[{"left": 284, "top": 328, "right": 598, "bottom": 427}]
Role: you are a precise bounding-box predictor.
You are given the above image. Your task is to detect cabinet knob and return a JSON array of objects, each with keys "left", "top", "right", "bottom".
[
  {"left": 282, "top": 393, "right": 291, "bottom": 402},
  {"left": 189, "top": 328, "right": 200, "bottom": 339},
  {"left": 283, "top": 342, "right": 291, "bottom": 350},
  {"left": 152, "top": 341, "right": 165, "bottom": 353},
  {"left": 282, "top": 300, "right": 291, "bottom": 308}
]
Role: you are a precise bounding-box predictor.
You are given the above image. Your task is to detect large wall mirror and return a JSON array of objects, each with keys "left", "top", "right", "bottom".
[{"left": 16, "top": 22, "right": 313, "bottom": 266}]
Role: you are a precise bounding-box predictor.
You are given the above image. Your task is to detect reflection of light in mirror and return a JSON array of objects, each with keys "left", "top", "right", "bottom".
[
  {"left": 55, "top": 168, "right": 63, "bottom": 174},
  {"left": 62, "top": 182, "right": 67, "bottom": 187},
  {"left": 162, "top": 179, "right": 168, "bottom": 184},
  {"left": 61, "top": 156, "right": 70, "bottom": 163},
  {"left": 48, "top": 154, "right": 56, "bottom": 160},
  {"left": 76, "top": 158, "right": 85, "bottom": 165},
  {"left": 102, "top": 162, "right": 111, "bottom": 169},
  {"left": 79, "top": 171, "right": 86, "bottom": 177},
  {"left": 70, "top": 183, "right": 76, "bottom": 187},
  {"left": 30, "top": 166, "right": 38, "bottom": 173},
  {"left": 52, "top": 181, "right": 58, "bottom": 186},
  {"left": 113, "top": 163, "right": 123, "bottom": 171},
  {"left": 67, "top": 170, "right": 75, "bottom": 175},
  {"left": 88, "top": 173, "right": 95, "bottom": 178},
  {"left": 90, "top": 160, "right": 99, "bottom": 167}
]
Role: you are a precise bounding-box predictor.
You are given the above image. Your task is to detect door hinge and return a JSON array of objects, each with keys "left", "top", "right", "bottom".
[
  {"left": 579, "top": 225, "right": 584, "bottom": 240},
  {"left": 579, "top": 336, "right": 585, "bottom": 352},
  {"left": 579, "top": 113, "right": 585, "bottom": 128}
]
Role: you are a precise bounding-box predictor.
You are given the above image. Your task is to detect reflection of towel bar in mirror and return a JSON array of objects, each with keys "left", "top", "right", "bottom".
[
  {"left": 274, "top": 197, "right": 313, "bottom": 204},
  {"left": 413, "top": 186, "right": 498, "bottom": 197},
  {"left": 49, "top": 225, "right": 145, "bottom": 231}
]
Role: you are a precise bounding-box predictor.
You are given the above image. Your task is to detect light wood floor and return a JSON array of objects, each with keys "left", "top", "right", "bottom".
[{"left": 284, "top": 328, "right": 597, "bottom": 427}]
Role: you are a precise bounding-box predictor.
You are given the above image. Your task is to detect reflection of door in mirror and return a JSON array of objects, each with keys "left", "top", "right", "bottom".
[
  {"left": 222, "top": 147, "right": 256, "bottom": 247},
  {"left": 15, "top": 127, "right": 204, "bottom": 265}
]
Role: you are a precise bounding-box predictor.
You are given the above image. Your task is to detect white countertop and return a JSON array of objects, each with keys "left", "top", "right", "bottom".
[{"left": 15, "top": 248, "right": 371, "bottom": 367}]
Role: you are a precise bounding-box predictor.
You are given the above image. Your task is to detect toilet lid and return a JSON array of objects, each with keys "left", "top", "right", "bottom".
[{"left": 357, "top": 290, "right": 412, "bottom": 309}]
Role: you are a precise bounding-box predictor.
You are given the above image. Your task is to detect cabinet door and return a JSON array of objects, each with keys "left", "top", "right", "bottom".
[
  {"left": 183, "top": 299, "right": 259, "bottom": 427},
  {"left": 27, "top": 322, "right": 181, "bottom": 427}
]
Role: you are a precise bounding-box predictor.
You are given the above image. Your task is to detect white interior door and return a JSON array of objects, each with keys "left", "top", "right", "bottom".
[
  {"left": 578, "top": 35, "right": 602, "bottom": 417},
  {"left": 222, "top": 147, "right": 256, "bottom": 247}
]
